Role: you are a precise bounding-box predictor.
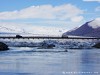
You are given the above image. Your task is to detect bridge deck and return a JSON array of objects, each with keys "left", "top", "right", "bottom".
[{"left": 0, "top": 36, "right": 100, "bottom": 39}]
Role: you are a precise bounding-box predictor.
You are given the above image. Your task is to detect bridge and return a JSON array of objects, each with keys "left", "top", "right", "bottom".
[
  {"left": 0, "top": 36, "right": 99, "bottom": 47},
  {"left": 0, "top": 36, "right": 100, "bottom": 40}
]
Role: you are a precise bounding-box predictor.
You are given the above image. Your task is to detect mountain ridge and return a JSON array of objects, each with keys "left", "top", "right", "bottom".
[{"left": 62, "top": 18, "right": 100, "bottom": 37}]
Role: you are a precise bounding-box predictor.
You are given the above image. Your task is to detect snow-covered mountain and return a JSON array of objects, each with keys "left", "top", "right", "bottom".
[
  {"left": 0, "top": 22, "right": 65, "bottom": 36},
  {"left": 0, "top": 25, "right": 24, "bottom": 34},
  {"left": 0, "top": 22, "right": 28, "bottom": 36},
  {"left": 62, "top": 18, "right": 100, "bottom": 37}
]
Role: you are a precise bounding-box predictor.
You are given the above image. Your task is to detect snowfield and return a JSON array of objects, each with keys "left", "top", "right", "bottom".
[
  {"left": 0, "top": 22, "right": 65, "bottom": 36},
  {"left": 88, "top": 18, "right": 100, "bottom": 29}
]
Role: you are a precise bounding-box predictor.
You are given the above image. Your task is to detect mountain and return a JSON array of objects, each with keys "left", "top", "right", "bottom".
[
  {"left": 0, "top": 26, "right": 24, "bottom": 34},
  {"left": 0, "top": 23, "right": 27, "bottom": 36},
  {"left": 62, "top": 18, "right": 100, "bottom": 37}
]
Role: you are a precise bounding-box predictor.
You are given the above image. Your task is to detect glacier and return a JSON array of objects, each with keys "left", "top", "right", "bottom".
[
  {"left": 0, "top": 22, "right": 65, "bottom": 36},
  {"left": 0, "top": 38, "right": 98, "bottom": 49}
]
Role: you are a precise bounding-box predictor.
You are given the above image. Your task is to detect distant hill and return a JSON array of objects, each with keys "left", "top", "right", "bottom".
[
  {"left": 0, "top": 24, "right": 27, "bottom": 36},
  {"left": 0, "top": 25, "right": 24, "bottom": 34},
  {"left": 62, "top": 18, "right": 100, "bottom": 37},
  {"left": 0, "top": 22, "right": 64, "bottom": 36}
]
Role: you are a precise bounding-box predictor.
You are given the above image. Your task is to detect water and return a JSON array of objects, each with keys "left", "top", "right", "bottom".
[{"left": 0, "top": 47, "right": 100, "bottom": 75}]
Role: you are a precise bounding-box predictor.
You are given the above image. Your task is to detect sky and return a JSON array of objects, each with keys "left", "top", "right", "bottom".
[{"left": 0, "top": 0, "right": 100, "bottom": 35}]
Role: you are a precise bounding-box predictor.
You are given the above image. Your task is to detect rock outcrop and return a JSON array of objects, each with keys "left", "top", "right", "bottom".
[
  {"left": 93, "top": 43, "right": 100, "bottom": 48},
  {"left": 0, "top": 42, "right": 9, "bottom": 51}
]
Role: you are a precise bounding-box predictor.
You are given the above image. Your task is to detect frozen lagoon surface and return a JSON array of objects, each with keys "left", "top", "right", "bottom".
[{"left": 0, "top": 47, "right": 100, "bottom": 75}]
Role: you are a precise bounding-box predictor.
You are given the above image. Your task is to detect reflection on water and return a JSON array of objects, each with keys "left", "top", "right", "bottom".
[
  {"left": 0, "top": 47, "right": 100, "bottom": 75},
  {"left": 80, "top": 50, "right": 100, "bottom": 75}
]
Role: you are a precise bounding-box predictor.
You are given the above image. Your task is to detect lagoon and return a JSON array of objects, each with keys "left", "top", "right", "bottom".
[{"left": 0, "top": 47, "right": 100, "bottom": 75}]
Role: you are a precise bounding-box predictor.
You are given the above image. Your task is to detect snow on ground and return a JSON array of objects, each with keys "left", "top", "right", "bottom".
[
  {"left": 88, "top": 18, "right": 100, "bottom": 29},
  {"left": 0, "top": 22, "right": 65, "bottom": 36}
]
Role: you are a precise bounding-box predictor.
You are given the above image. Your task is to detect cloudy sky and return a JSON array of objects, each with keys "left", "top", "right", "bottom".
[{"left": 0, "top": 0, "right": 100, "bottom": 35}]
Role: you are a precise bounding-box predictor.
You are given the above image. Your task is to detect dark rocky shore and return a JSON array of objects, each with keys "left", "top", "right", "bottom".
[
  {"left": 93, "top": 42, "right": 100, "bottom": 48},
  {"left": 0, "top": 42, "right": 9, "bottom": 51}
]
